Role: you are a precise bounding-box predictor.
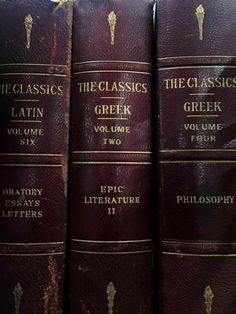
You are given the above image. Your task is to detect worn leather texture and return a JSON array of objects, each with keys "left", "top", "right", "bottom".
[
  {"left": 157, "top": 1, "right": 236, "bottom": 313},
  {"left": 157, "top": 0, "right": 236, "bottom": 67},
  {"left": 0, "top": 1, "right": 72, "bottom": 313},
  {"left": 70, "top": 0, "right": 154, "bottom": 313}
]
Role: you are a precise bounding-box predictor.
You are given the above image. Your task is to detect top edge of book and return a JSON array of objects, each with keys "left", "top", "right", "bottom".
[
  {"left": 73, "top": 0, "right": 154, "bottom": 64},
  {"left": 0, "top": 0, "right": 72, "bottom": 66},
  {"left": 157, "top": 0, "right": 236, "bottom": 66}
]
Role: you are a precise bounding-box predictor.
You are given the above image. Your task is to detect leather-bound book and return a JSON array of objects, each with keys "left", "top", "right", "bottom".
[
  {"left": 70, "top": 0, "right": 154, "bottom": 313},
  {"left": 0, "top": 1, "right": 72, "bottom": 313},
  {"left": 157, "top": 0, "right": 236, "bottom": 313}
]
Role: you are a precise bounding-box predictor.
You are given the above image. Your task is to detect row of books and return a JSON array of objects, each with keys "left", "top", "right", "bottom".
[{"left": 1, "top": 0, "right": 236, "bottom": 313}]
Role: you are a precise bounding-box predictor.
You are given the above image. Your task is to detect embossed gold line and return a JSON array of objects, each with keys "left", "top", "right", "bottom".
[
  {"left": 187, "top": 115, "right": 219, "bottom": 118},
  {"left": 0, "top": 252, "right": 64, "bottom": 256},
  {"left": 0, "top": 153, "right": 63, "bottom": 156},
  {"left": 72, "top": 151, "right": 152, "bottom": 154},
  {"left": 158, "top": 55, "right": 236, "bottom": 60},
  {"left": 73, "top": 161, "right": 151, "bottom": 165},
  {"left": 0, "top": 164, "right": 62, "bottom": 167},
  {"left": 71, "top": 250, "right": 152, "bottom": 255},
  {"left": 14, "top": 99, "right": 39, "bottom": 102},
  {"left": 10, "top": 120, "right": 42, "bottom": 123},
  {"left": 189, "top": 93, "right": 215, "bottom": 96},
  {"left": 160, "top": 149, "right": 236, "bottom": 153},
  {"left": 162, "top": 252, "right": 236, "bottom": 257},
  {"left": 0, "top": 63, "right": 68, "bottom": 67},
  {"left": 72, "top": 239, "right": 152, "bottom": 243},
  {"left": 97, "top": 117, "right": 128, "bottom": 120},
  {"left": 100, "top": 96, "right": 124, "bottom": 99},
  {"left": 0, "top": 242, "right": 64, "bottom": 245},
  {"left": 0, "top": 73, "right": 67, "bottom": 77},
  {"left": 74, "top": 60, "right": 151, "bottom": 65},
  {"left": 159, "top": 65, "right": 236, "bottom": 71},
  {"left": 162, "top": 240, "right": 236, "bottom": 245},
  {"left": 160, "top": 160, "right": 236, "bottom": 164},
  {"left": 74, "top": 70, "right": 151, "bottom": 75}
]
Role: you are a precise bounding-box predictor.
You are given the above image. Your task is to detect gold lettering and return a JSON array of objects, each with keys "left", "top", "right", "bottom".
[
  {"left": 83, "top": 184, "right": 141, "bottom": 217},
  {"left": 108, "top": 208, "right": 116, "bottom": 215},
  {"left": 103, "top": 138, "right": 122, "bottom": 145},
  {"left": 1, "top": 188, "right": 44, "bottom": 219},
  {"left": 95, "top": 105, "right": 131, "bottom": 115},
  {"left": 100, "top": 186, "right": 124, "bottom": 193},
  {"left": 7, "top": 128, "right": 44, "bottom": 136},
  {"left": 176, "top": 195, "right": 235, "bottom": 204},
  {"left": 164, "top": 76, "right": 236, "bottom": 90},
  {"left": 94, "top": 125, "right": 130, "bottom": 134},
  {"left": 184, "top": 123, "right": 223, "bottom": 131},
  {"left": 0, "top": 83, "right": 64, "bottom": 96},
  {"left": 164, "top": 78, "right": 186, "bottom": 89},
  {"left": 183, "top": 102, "right": 222, "bottom": 112},
  {"left": 4, "top": 199, "right": 40, "bottom": 207},
  {"left": 78, "top": 81, "right": 148, "bottom": 93},
  {"left": 190, "top": 135, "right": 216, "bottom": 142},
  {"left": 2, "top": 188, "right": 43, "bottom": 196},
  {"left": 84, "top": 196, "right": 140, "bottom": 204},
  {"left": 11, "top": 107, "right": 44, "bottom": 118},
  {"left": 1, "top": 210, "right": 43, "bottom": 218}
]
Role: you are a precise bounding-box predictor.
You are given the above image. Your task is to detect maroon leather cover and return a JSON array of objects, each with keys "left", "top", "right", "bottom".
[
  {"left": 0, "top": 1, "right": 72, "bottom": 313},
  {"left": 70, "top": 0, "right": 154, "bottom": 313},
  {"left": 157, "top": 1, "right": 236, "bottom": 313}
]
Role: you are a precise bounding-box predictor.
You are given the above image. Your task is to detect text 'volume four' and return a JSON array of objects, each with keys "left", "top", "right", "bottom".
[
  {"left": 157, "top": 0, "right": 236, "bottom": 313},
  {"left": 70, "top": 0, "right": 154, "bottom": 313},
  {"left": 0, "top": 1, "right": 72, "bottom": 313}
]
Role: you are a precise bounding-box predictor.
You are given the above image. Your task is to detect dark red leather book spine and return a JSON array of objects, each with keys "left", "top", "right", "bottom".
[
  {"left": 70, "top": 1, "right": 154, "bottom": 313},
  {"left": 0, "top": 1, "right": 72, "bottom": 313},
  {"left": 157, "top": 0, "right": 236, "bottom": 313}
]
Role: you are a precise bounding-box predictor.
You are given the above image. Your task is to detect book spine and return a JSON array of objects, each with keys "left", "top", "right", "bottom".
[
  {"left": 0, "top": 1, "right": 72, "bottom": 313},
  {"left": 70, "top": 0, "right": 154, "bottom": 313},
  {"left": 157, "top": 0, "right": 236, "bottom": 313}
]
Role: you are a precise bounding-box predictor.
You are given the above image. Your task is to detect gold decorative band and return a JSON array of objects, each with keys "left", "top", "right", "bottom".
[
  {"left": 0, "top": 242, "right": 64, "bottom": 246},
  {"left": 0, "top": 63, "right": 68, "bottom": 67},
  {"left": 0, "top": 153, "right": 63, "bottom": 157},
  {"left": 0, "top": 252, "right": 64, "bottom": 256},
  {"left": 74, "top": 70, "right": 151, "bottom": 75},
  {"left": 74, "top": 60, "right": 151, "bottom": 65},
  {"left": 14, "top": 99, "right": 39, "bottom": 102},
  {"left": 160, "top": 149, "right": 236, "bottom": 153},
  {"left": 10, "top": 120, "right": 42, "bottom": 123},
  {"left": 72, "top": 150, "right": 152, "bottom": 154},
  {"left": 160, "top": 160, "right": 236, "bottom": 164},
  {"left": 72, "top": 250, "right": 152, "bottom": 255},
  {"left": 187, "top": 115, "right": 219, "bottom": 118},
  {"left": 158, "top": 55, "right": 236, "bottom": 61},
  {"left": 162, "top": 240, "right": 236, "bottom": 245},
  {"left": 72, "top": 239, "right": 152, "bottom": 244},
  {"left": 162, "top": 252, "right": 236, "bottom": 257},
  {"left": 189, "top": 93, "right": 215, "bottom": 96},
  {"left": 100, "top": 96, "right": 124, "bottom": 99},
  {"left": 0, "top": 72, "right": 67, "bottom": 77},
  {"left": 159, "top": 65, "right": 236, "bottom": 71},
  {"left": 0, "top": 164, "right": 62, "bottom": 167},
  {"left": 73, "top": 161, "right": 151, "bottom": 165}
]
